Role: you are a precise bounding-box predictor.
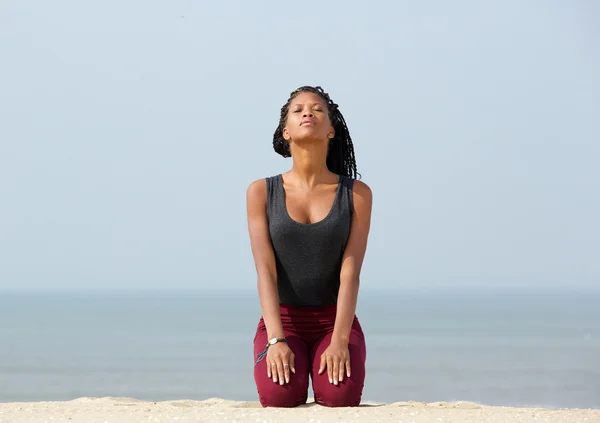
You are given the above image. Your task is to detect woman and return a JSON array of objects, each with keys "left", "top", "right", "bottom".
[{"left": 246, "top": 86, "right": 372, "bottom": 408}]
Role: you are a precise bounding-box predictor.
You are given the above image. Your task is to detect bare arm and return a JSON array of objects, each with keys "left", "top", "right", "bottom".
[
  {"left": 332, "top": 180, "right": 373, "bottom": 344},
  {"left": 246, "top": 179, "right": 284, "bottom": 340}
]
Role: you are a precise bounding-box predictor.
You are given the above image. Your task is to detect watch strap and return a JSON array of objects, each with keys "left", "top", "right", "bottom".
[{"left": 265, "top": 337, "right": 287, "bottom": 348}]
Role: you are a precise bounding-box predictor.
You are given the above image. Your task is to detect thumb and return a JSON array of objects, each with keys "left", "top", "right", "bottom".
[{"left": 318, "top": 354, "right": 326, "bottom": 375}]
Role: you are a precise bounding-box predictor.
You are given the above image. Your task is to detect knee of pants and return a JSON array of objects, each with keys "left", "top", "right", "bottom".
[
  {"left": 258, "top": 384, "right": 308, "bottom": 408},
  {"left": 314, "top": 380, "right": 362, "bottom": 407}
]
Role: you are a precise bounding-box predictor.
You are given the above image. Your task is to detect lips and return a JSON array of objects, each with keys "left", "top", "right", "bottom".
[{"left": 300, "top": 119, "right": 315, "bottom": 126}]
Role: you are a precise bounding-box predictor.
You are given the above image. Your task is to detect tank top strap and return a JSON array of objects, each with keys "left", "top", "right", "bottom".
[
  {"left": 265, "top": 174, "right": 284, "bottom": 221},
  {"left": 338, "top": 175, "right": 355, "bottom": 219}
]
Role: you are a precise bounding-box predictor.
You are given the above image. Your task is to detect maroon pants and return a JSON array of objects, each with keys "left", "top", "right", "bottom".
[{"left": 253, "top": 303, "right": 367, "bottom": 408}]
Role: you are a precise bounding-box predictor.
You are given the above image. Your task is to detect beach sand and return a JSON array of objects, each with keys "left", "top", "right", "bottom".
[{"left": 0, "top": 397, "right": 598, "bottom": 423}]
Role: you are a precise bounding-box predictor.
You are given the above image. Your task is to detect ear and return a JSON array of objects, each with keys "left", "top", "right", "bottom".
[
  {"left": 328, "top": 126, "right": 335, "bottom": 139},
  {"left": 283, "top": 126, "right": 291, "bottom": 141}
]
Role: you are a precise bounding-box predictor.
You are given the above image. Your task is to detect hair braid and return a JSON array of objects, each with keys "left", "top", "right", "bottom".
[{"left": 272, "top": 86, "right": 360, "bottom": 179}]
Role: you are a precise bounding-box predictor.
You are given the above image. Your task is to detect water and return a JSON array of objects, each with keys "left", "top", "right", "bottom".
[{"left": 0, "top": 288, "right": 598, "bottom": 408}]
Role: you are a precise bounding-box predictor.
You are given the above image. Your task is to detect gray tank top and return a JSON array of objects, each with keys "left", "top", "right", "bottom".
[{"left": 266, "top": 174, "right": 355, "bottom": 306}]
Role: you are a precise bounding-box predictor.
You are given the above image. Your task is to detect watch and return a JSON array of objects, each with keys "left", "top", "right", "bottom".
[{"left": 266, "top": 337, "right": 287, "bottom": 348}]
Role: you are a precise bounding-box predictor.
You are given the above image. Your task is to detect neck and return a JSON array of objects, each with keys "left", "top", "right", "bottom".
[{"left": 289, "top": 142, "right": 332, "bottom": 188}]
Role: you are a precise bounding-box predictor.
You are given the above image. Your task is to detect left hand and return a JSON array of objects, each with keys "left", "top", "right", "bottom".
[{"left": 318, "top": 339, "right": 351, "bottom": 385}]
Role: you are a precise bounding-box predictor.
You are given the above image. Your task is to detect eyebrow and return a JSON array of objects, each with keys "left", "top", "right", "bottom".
[{"left": 291, "top": 102, "right": 325, "bottom": 108}]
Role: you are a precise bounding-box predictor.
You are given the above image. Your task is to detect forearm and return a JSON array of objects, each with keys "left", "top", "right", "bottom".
[
  {"left": 332, "top": 277, "right": 360, "bottom": 343},
  {"left": 257, "top": 275, "right": 284, "bottom": 339}
]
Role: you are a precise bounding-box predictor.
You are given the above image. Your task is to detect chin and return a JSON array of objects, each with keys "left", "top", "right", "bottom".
[{"left": 292, "top": 129, "right": 328, "bottom": 142}]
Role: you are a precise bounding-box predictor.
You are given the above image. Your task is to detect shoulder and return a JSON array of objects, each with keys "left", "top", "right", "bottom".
[
  {"left": 246, "top": 175, "right": 280, "bottom": 205},
  {"left": 346, "top": 178, "right": 372, "bottom": 203},
  {"left": 347, "top": 178, "right": 372, "bottom": 219},
  {"left": 246, "top": 178, "right": 269, "bottom": 216},
  {"left": 246, "top": 178, "right": 268, "bottom": 200}
]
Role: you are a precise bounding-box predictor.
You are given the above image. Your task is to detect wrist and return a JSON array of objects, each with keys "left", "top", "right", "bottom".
[
  {"left": 331, "top": 332, "right": 349, "bottom": 345},
  {"left": 267, "top": 326, "right": 285, "bottom": 339},
  {"left": 267, "top": 332, "right": 285, "bottom": 340},
  {"left": 266, "top": 336, "right": 287, "bottom": 346}
]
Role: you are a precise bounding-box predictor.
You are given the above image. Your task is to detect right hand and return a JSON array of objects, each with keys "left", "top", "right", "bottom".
[{"left": 266, "top": 342, "right": 295, "bottom": 385}]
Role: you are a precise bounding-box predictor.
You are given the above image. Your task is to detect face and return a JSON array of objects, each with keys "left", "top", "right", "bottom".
[{"left": 282, "top": 92, "right": 335, "bottom": 144}]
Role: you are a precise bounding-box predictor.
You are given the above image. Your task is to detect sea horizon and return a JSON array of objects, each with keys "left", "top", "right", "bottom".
[{"left": 1, "top": 286, "right": 598, "bottom": 409}]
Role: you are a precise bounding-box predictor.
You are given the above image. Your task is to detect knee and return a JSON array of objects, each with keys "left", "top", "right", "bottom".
[
  {"left": 258, "top": 381, "right": 308, "bottom": 408},
  {"left": 314, "top": 380, "right": 362, "bottom": 407}
]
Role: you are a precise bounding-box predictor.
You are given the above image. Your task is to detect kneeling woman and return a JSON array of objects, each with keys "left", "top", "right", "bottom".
[{"left": 246, "top": 86, "right": 372, "bottom": 408}]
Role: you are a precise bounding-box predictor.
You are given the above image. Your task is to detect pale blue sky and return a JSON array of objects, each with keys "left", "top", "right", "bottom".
[{"left": 1, "top": 1, "right": 598, "bottom": 292}]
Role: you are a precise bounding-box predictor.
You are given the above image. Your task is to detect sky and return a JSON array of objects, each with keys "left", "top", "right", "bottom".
[{"left": 1, "top": 1, "right": 598, "bottom": 292}]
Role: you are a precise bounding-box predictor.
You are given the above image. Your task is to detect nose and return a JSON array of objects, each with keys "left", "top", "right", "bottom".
[{"left": 302, "top": 110, "right": 313, "bottom": 117}]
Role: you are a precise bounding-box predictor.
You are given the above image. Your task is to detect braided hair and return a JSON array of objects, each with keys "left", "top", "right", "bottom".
[{"left": 273, "top": 86, "right": 359, "bottom": 179}]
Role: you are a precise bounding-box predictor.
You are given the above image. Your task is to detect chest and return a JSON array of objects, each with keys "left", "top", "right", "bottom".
[
  {"left": 269, "top": 184, "right": 351, "bottom": 250},
  {"left": 283, "top": 184, "right": 339, "bottom": 225},
  {"left": 269, "top": 210, "right": 350, "bottom": 253}
]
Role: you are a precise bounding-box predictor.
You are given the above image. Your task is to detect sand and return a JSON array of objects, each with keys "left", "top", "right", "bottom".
[{"left": 1, "top": 397, "right": 599, "bottom": 423}]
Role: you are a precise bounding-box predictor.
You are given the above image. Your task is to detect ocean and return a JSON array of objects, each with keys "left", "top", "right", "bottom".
[{"left": 0, "top": 288, "right": 598, "bottom": 409}]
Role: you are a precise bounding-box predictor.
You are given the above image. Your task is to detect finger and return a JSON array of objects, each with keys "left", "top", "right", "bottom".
[
  {"left": 332, "top": 358, "right": 339, "bottom": 385},
  {"left": 327, "top": 356, "right": 333, "bottom": 384},
  {"left": 346, "top": 359, "right": 352, "bottom": 378},
  {"left": 318, "top": 354, "right": 326, "bottom": 375},
  {"left": 276, "top": 361, "right": 285, "bottom": 386},
  {"left": 290, "top": 353, "right": 296, "bottom": 374},
  {"left": 338, "top": 359, "right": 346, "bottom": 383},
  {"left": 271, "top": 362, "right": 278, "bottom": 383},
  {"left": 267, "top": 360, "right": 271, "bottom": 378},
  {"left": 283, "top": 361, "right": 290, "bottom": 384}
]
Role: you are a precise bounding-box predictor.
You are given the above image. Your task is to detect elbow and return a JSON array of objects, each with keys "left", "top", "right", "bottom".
[{"left": 256, "top": 268, "right": 277, "bottom": 288}]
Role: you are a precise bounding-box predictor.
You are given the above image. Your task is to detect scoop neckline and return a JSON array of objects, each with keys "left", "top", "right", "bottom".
[{"left": 279, "top": 174, "right": 343, "bottom": 227}]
